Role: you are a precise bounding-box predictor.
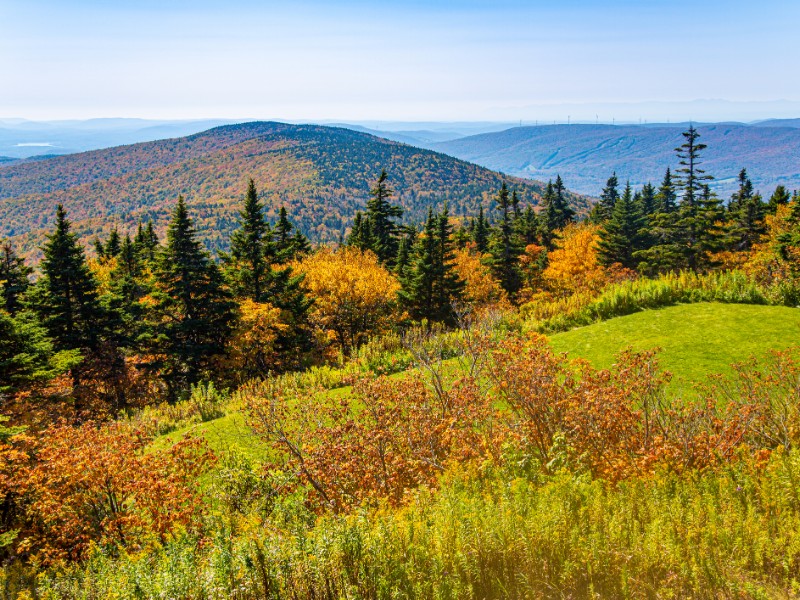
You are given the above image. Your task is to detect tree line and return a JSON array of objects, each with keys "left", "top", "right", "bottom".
[{"left": 2, "top": 125, "right": 800, "bottom": 419}]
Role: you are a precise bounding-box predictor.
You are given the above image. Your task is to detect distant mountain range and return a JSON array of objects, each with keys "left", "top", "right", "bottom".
[
  {"left": 0, "top": 122, "right": 586, "bottom": 258},
  {"left": 429, "top": 122, "right": 800, "bottom": 198}
]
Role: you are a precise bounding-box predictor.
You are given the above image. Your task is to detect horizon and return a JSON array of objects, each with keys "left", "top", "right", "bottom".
[{"left": 2, "top": 0, "right": 799, "bottom": 122}]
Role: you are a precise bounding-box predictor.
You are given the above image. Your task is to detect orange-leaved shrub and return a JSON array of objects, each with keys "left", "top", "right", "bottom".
[
  {"left": 246, "top": 374, "right": 498, "bottom": 512},
  {"left": 15, "top": 422, "right": 213, "bottom": 564}
]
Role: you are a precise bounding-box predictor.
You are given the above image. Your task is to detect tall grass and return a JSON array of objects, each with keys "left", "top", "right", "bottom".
[
  {"left": 25, "top": 450, "right": 800, "bottom": 599},
  {"left": 522, "top": 270, "right": 782, "bottom": 334}
]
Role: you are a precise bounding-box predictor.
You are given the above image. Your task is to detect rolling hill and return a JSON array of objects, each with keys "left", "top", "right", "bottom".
[
  {"left": 431, "top": 123, "right": 800, "bottom": 197},
  {"left": 0, "top": 122, "right": 588, "bottom": 257},
  {"left": 548, "top": 302, "right": 800, "bottom": 395}
]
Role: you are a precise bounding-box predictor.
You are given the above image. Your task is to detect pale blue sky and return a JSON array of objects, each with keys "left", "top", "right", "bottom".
[{"left": 1, "top": 0, "right": 799, "bottom": 121}]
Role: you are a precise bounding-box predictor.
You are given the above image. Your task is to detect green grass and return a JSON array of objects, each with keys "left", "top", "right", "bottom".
[{"left": 548, "top": 302, "right": 800, "bottom": 394}]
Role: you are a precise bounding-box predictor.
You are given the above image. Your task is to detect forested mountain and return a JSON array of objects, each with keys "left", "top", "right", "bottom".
[
  {"left": 431, "top": 123, "right": 800, "bottom": 197},
  {"left": 0, "top": 122, "right": 586, "bottom": 256}
]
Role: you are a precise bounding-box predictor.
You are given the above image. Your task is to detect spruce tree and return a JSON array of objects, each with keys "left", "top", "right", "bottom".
[
  {"left": 487, "top": 183, "right": 523, "bottom": 298},
  {"left": 364, "top": 170, "right": 403, "bottom": 265},
  {"left": 272, "top": 205, "right": 311, "bottom": 263},
  {"left": 134, "top": 220, "right": 159, "bottom": 264},
  {"left": 767, "top": 185, "right": 791, "bottom": 214},
  {"left": 538, "top": 181, "right": 560, "bottom": 249},
  {"left": 432, "top": 204, "right": 465, "bottom": 325},
  {"left": 593, "top": 173, "right": 620, "bottom": 222},
  {"left": 637, "top": 183, "right": 658, "bottom": 217},
  {"left": 597, "top": 182, "right": 645, "bottom": 269},
  {"left": 656, "top": 168, "right": 677, "bottom": 213},
  {"left": 222, "top": 179, "right": 270, "bottom": 301},
  {"left": 727, "top": 191, "right": 766, "bottom": 251},
  {"left": 346, "top": 211, "right": 375, "bottom": 252},
  {"left": 552, "top": 175, "right": 576, "bottom": 227},
  {"left": 473, "top": 205, "right": 490, "bottom": 252},
  {"left": 150, "top": 196, "right": 235, "bottom": 398},
  {"left": 0, "top": 242, "right": 32, "bottom": 315},
  {"left": 29, "top": 205, "right": 105, "bottom": 353},
  {"left": 398, "top": 206, "right": 463, "bottom": 325},
  {"left": 399, "top": 209, "right": 437, "bottom": 322},
  {"left": 728, "top": 168, "right": 754, "bottom": 214}
]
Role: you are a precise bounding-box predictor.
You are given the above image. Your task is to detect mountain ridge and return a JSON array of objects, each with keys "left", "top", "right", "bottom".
[{"left": 0, "top": 121, "right": 587, "bottom": 258}]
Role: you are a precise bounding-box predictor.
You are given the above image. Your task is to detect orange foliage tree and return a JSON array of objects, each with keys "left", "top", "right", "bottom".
[
  {"left": 295, "top": 247, "right": 400, "bottom": 355},
  {"left": 452, "top": 246, "right": 509, "bottom": 313}
]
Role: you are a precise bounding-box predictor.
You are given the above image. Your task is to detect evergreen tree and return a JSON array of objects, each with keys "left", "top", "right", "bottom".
[
  {"left": 134, "top": 220, "right": 159, "bottom": 264},
  {"left": 637, "top": 183, "right": 658, "bottom": 217},
  {"left": 432, "top": 204, "right": 465, "bottom": 325},
  {"left": 0, "top": 242, "right": 31, "bottom": 315},
  {"left": 593, "top": 173, "right": 620, "bottom": 222},
  {"left": 597, "top": 182, "right": 645, "bottom": 268},
  {"left": 28, "top": 205, "right": 105, "bottom": 353},
  {"left": 727, "top": 191, "right": 766, "bottom": 251},
  {"left": 538, "top": 181, "right": 560, "bottom": 249},
  {"left": 394, "top": 226, "right": 416, "bottom": 280},
  {"left": 347, "top": 211, "right": 375, "bottom": 252},
  {"left": 656, "top": 168, "right": 677, "bottom": 213},
  {"left": 552, "top": 175, "right": 576, "bottom": 227},
  {"left": 399, "top": 206, "right": 464, "bottom": 325},
  {"left": 517, "top": 204, "right": 539, "bottom": 245},
  {"left": 150, "top": 197, "right": 236, "bottom": 398},
  {"left": 487, "top": 183, "right": 523, "bottom": 298},
  {"left": 0, "top": 310, "right": 80, "bottom": 398},
  {"left": 473, "top": 205, "right": 490, "bottom": 252},
  {"left": 222, "top": 179, "right": 270, "bottom": 301},
  {"left": 674, "top": 127, "right": 719, "bottom": 271},
  {"left": 728, "top": 168, "right": 754, "bottom": 214},
  {"left": 364, "top": 170, "right": 403, "bottom": 265},
  {"left": 767, "top": 185, "right": 791, "bottom": 214},
  {"left": 272, "top": 205, "right": 311, "bottom": 263}
]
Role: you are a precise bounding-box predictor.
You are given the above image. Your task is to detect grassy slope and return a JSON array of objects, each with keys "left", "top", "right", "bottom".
[
  {"left": 548, "top": 302, "right": 800, "bottom": 394},
  {"left": 158, "top": 303, "right": 800, "bottom": 457}
]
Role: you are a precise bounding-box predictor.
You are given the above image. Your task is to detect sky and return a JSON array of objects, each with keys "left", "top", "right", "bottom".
[{"left": 2, "top": 0, "right": 800, "bottom": 122}]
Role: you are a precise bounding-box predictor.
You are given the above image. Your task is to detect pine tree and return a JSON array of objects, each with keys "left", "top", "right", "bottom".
[
  {"left": 398, "top": 206, "right": 464, "bottom": 325},
  {"left": 364, "top": 170, "right": 403, "bottom": 265},
  {"left": 597, "top": 182, "right": 645, "bottom": 268},
  {"left": 150, "top": 196, "right": 236, "bottom": 398},
  {"left": 727, "top": 191, "right": 766, "bottom": 251},
  {"left": 29, "top": 205, "right": 105, "bottom": 353},
  {"left": 637, "top": 183, "right": 658, "bottom": 217},
  {"left": 222, "top": 179, "right": 270, "bottom": 301},
  {"left": 656, "top": 168, "right": 678, "bottom": 213},
  {"left": 767, "top": 185, "right": 791, "bottom": 214},
  {"left": 473, "top": 205, "right": 490, "bottom": 252},
  {"left": 347, "top": 211, "right": 375, "bottom": 252},
  {"left": 0, "top": 242, "right": 32, "bottom": 315},
  {"left": 134, "top": 220, "right": 159, "bottom": 264},
  {"left": 552, "top": 175, "right": 576, "bottom": 227},
  {"left": 728, "top": 168, "right": 754, "bottom": 214},
  {"left": 538, "top": 181, "right": 560, "bottom": 249},
  {"left": 593, "top": 173, "right": 620, "bottom": 222},
  {"left": 273, "top": 205, "right": 311, "bottom": 263},
  {"left": 487, "top": 183, "right": 523, "bottom": 298}
]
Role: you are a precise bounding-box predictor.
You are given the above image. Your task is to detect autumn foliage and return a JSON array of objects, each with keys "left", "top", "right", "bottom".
[
  {"left": 295, "top": 247, "right": 400, "bottom": 355},
  {"left": 5, "top": 423, "right": 213, "bottom": 564}
]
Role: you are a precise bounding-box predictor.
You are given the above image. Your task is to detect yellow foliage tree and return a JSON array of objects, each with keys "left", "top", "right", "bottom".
[
  {"left": 452, "top": 247, "right": 509, "bottom": 312},
  {"left": 543, "top": 224, "right": 606, "bottom": 297},
  {"left": 224, "top": 299, "right": 287, "bottom": 382},
  {"left": 296, "top": 247, "right": 400, "bottom": 355}
]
